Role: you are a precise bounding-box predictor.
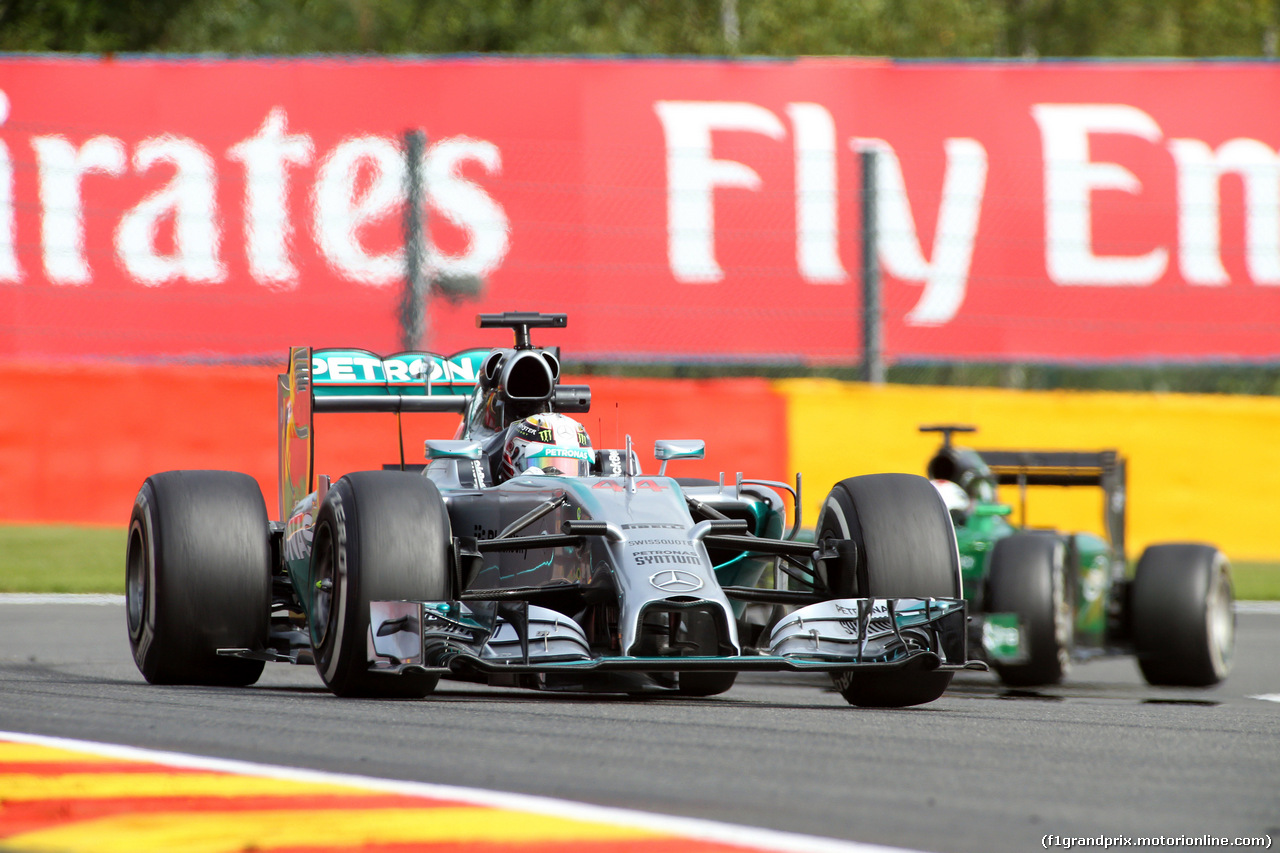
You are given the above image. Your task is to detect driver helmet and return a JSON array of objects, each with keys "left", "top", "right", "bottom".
[
  {"left": 500, "top": 413, "right": 593, "bottom": 480},
  {"left": 931, "top": 478, "right": 973, "bottom": 526}
]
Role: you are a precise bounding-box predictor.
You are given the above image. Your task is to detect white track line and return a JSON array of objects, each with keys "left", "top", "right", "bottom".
[
  {"left": 0, "top": 730, "right": 917, "bottom": 853},
  {"left": 1234, "top": 601, "right": 1280, "bottom": 615},
  {"left": 3, "top": 594, "right": 1279, "bottom": 614},
  {"left": 0, "top": 593, "right": 125, "bottom": 605}
]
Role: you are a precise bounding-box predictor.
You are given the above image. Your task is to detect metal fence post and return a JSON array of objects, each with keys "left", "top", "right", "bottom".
[
  {"left": 860, "top": 147, "right": 885, "bottom": 384},
  {"left": 400, "top": 129, "right": 428, "bottom": 351}
]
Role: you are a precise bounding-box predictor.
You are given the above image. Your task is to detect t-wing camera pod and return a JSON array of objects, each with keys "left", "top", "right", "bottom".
[
  {"left": 476, "top": 311, "right": 567, "bottom": 349},
  {"left": 475, "top": 312, "right": 590, "bottom": 424}
]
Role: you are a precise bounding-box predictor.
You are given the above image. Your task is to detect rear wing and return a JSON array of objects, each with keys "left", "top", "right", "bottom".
[
  {"left": 976, "top": 448, "right": 1127, "bottom": 557},
  {"left": 278, "top": 346, "right": 487, "bottom": 520}
]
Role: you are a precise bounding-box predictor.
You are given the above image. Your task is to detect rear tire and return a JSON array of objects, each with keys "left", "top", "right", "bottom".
[
  {"left": 310, "top": 471, "right": 452, "bottom": 698},
  {"left": 816, "top": 473, "right": 961, "bottom": 708},
  {"left": 985, "top": 533, "right": 1072, "bottom": 687},
  {"left": 1131, "top": 543, "right": 1234, "bottom": 687},
  {"left": 126, "top": 471, "right": 270, "bottom": 686}
]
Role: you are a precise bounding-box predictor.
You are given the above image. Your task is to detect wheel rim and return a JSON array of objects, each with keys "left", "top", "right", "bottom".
[
  {"left": 125, "top": 521, "right": 148, "bottom": 641},
  {"left": 1051, "top": 543, "right": 1073, "bottom": 676},
  {"left": 311, "top": 524, "right": 336, "bottom": 648},
  {"left": 816, "top": 492, "right": 851, "bottom": 593},
  {"left": 1205, "top": 562, "right": 1235, "bottom": 677}
]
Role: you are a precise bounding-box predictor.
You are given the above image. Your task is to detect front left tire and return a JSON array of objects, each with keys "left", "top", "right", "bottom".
[{"left": 816, "top": 473, "right": 962, "bottom": 708}]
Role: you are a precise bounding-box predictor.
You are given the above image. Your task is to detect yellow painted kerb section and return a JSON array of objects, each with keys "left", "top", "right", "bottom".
[{"left": 6, "top": 808, "right": 662, "bottom": 853}]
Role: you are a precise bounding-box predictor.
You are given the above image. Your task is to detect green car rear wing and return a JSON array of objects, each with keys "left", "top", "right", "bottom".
[
  {"left": 277, "top": 346, "right": 488, "bottom": 520},
  {"left": 977, "top": 448, "right": 1127, "bottom": 560}
]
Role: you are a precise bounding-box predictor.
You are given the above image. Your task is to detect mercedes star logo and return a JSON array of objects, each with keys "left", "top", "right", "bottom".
[{"left": 649, "top": 570, "right": 704, "bottom": 592}]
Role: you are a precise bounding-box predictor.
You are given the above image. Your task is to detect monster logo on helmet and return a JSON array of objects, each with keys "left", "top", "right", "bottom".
[{"left": 501, "top": 413, "right": 593, "bottom": 480}]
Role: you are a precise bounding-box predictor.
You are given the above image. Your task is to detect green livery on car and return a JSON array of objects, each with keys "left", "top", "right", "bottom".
[{"left": 921, "top": 424, "right": 1234, "bottom": 688}]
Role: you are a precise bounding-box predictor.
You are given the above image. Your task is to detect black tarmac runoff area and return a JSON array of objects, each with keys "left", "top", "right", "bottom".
[{"left": 1, "top": 597, "right": 1277, "bottom": 853}]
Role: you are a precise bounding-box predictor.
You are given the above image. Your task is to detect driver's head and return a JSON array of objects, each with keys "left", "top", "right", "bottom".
[
  {"left": 500, "top": 413, "right": 593, "bottom": 480},
  {"left": 931, "top": 478, "right": 973, "bottom": 527}
]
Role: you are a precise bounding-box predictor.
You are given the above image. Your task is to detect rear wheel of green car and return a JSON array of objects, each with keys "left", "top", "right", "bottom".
[
  {"left": 1132, "top": 543, "right": 1234, "bottom": 687},
  {"left": 986, "top": 533, "right": 1073, "bottom": 687},
  {"left": 816, "top": 473, "right": 961, "bottom": 708},
  {"left": 310, "top": 471, "right": 452, "bottom": 698}
]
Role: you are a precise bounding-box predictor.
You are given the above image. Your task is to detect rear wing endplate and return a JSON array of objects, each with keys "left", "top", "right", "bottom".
[{"left": 277, "top": 346, "right": 487, "bottom": 520}]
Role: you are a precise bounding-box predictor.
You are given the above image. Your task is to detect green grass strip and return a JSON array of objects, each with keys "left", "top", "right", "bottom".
[
  {"left": 0, "top": 522, "right": 1277, "bottom": 600},
  {"left": 1233, "top": 562, "right": 1280, "bottom": 602},
  {"left": 0, "top": 524, "right": 125, "bottom": 594}
]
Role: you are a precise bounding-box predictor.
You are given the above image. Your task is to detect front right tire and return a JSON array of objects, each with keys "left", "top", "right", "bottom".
[{"left": 309, "top": 470, "right": 453, "bottom": 698}]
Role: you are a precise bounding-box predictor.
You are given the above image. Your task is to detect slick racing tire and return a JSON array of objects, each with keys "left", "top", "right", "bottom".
[
  {"left": 1131, "top": 543, "right": 1234, "bottom": 687},
  {"left": 985, "top": 533, "right": 1073, "bottom": 687},
  {"left": 126, "top": 470, "right": 271, "bottom": 686},
  {"left": 816, "top": 473, "right": 961, "bottom": 708},
  {"left": 310, "top": 471, "right": 452, "bottom": 698}
]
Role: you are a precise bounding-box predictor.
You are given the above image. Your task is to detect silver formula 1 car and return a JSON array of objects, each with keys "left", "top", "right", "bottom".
[{"left": 126, "top": 312, "right": 983, "bottom": 707}]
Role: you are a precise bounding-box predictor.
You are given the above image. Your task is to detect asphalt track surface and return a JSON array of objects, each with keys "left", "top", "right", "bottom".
[{"left": 1, "top": 597, "right": 1277, "bottom": 853}]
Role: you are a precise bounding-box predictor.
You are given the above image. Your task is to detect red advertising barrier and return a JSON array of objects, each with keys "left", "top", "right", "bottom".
[
  {"left": 0, "top": 361, "right": 787, "bottom": 525},
  {"left": 2, "top": 56, "right": 1279, "bottom": 363}
]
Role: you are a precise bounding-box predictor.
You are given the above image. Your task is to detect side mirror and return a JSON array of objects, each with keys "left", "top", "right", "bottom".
[
  {"left": 424, "top": 440, "right": 484, "bottom": 462},
  {"left": 973, "top": 502, "right": 1013, "bottom": 517},
  {"left": 654, "top": 439, "right": 705, "bottom": 476}
]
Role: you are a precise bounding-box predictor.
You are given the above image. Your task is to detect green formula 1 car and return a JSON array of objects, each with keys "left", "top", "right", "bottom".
[{"left": 920, "top": 425, "right": 1234, "bottom": 689}]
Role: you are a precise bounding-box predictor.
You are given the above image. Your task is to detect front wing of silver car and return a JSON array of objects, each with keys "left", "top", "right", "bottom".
[{"left": 366, "top": 596, "right": 984, "bottom": 680}]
